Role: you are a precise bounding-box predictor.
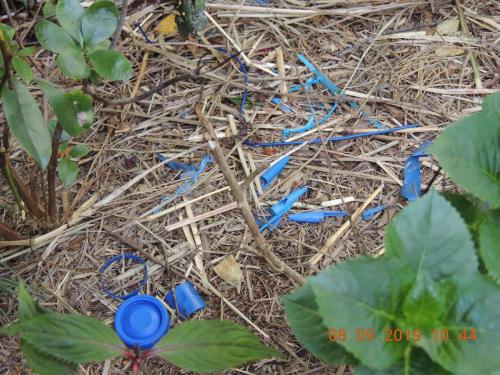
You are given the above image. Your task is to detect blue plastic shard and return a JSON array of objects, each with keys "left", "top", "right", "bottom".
[
  {"left": 260, "top": 156, "right": 289, "bottom": 190},
  {"left": 362, "top": 204, "right": 388, "bottom": 220},
  {"left": 288, "top": 211, "right": 348, "bottom": 223},
  {"left": 165, "top": 282, "right": 206, "bottom": 319},
  {"left": 259, "top": 186, "right": 308, "bottom": 231},
  {"left": 271, "top": 97, "right": 293, "bottom": 113},
  {"left": 401, "top": 142, "right": 432, "bottom": 201}
]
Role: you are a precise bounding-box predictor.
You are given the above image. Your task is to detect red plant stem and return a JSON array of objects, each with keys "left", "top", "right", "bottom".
[{"left": 47, "top": 123, "right": 62, "bottom": 224}]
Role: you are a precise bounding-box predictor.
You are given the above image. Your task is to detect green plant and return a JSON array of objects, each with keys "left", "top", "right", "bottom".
[
  {"left": 282, "top": 92, "right": 500, "bottom": 374},
  {"left": 1, "top": 281, "right": 281, "bottom": 374}
]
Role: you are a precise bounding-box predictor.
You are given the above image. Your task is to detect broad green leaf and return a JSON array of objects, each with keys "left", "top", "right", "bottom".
[
  {"left": 37, "top": 80, "right": 92, "bottom": 136},
  {"left": 22, "top": 341, "right": 77, "bottom": 375},
  {"left": 4, "top": 313, "right": 124, "bottom": 363},
  {"left": 69, "top": 144, "right": 89, "bottom": 158},
  {"left": 483, "top": 91, "right": 500, "bottom": 117},
  {"left": 282, "top": 283, "right": 355, "bottom": 365},
  {"left": 43, "top": 0, "right": 57, "bottom": 18},
  {"left": 65, "top": 89, "right": 93, "bottom": 128},
  {"left": 1, "top": 79, "right": 52, "bottom": 169},
  {"left": 88, "top": 49, "right": 132, "bottom": 81},
  {"left": 479, "top": 209, "right": 500, "bottom": 283},
  {"left": 402, "top": 271, "right": 446, "bottom": 330},
  {"left": 56, "top": 0, "right": 84, "bottom": 43},
  {"left": 431, "top": 96, "right": 500, "bottom": 205},
  {"left": 385, "top": 190, "right": 478, "bottom": 279},
  {"left": 57, "top": 157, "right": 78, "bottom": 186},
  {"left": 18, "top": 281, "right": 45, "bottom": 320},
  {"left": 56, "top": 49, "right": 90, "bottom": 79},
  {"left": 81, "top": 0, "right": 118, "bottom": 46},
  {"left": 0, "top": 23, "right": 15, "bottom": 43},
  {"left": 154, "top": 320, "right": 282, "bottom": 373},
  {"left": 12, "top": 56, "right": 32, "bottom": 83},
  {"left": 417, "top": 274, "right": 500, "bottom": 374},
  {"left": 17, "top": 46, "right": 37, "bottom": 57},
  {"left": 35, "top": 20, "right": 78, "bottom": 54},
  {"left": 309, "top": 257, "right": 414, "bottom": 370},
  {"left": 86, "top": 39, "right": 110, "bottom": 53}
]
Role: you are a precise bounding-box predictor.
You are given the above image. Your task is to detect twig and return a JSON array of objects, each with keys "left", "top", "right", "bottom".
[
  {"left": 47, "top": 123, "right": 62, "bottom": 224},
  {"left": 0, "top": 221, "right": 25, "bottom": 241},
  {"left": 110, "top": 0, "right": 129, "bottom": 49},
  {"left": 0, "top": 37, "right": 13, "bottom": 91},
  {"left": 0, "top": 151, "right": 25, "bottom": 213},
  {"left": 195, "top": 104, "right": 305, "bottom": 285}
]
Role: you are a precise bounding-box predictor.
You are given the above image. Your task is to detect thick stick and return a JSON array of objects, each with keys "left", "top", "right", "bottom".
[
  {"left": 195, "top": 105, "right": 305, "bottom": 285},
  {"left": 47, "top": 123, "right": 62, "bottom": 224},
  {"left": 0, "top": 221, "right": 25, "bottom": 240}
]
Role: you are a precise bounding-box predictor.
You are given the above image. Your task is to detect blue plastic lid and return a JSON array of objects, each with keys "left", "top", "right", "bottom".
[
  {"left": 165, "top": 282, "right": 206, "bottom": 319},
  {"left": 115, "top": 295, "right": 170, "bottom": 350}
]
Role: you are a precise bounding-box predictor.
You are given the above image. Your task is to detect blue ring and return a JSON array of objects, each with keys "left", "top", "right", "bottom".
[{"left": 99, "top": 254, "right": 148, "bottom": 300}]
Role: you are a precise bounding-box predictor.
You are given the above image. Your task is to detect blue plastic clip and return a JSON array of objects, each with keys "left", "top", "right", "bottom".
[
  {"left": 165, "top": 282, "right": 206, "bottom": 319},
  {"left": 260, "top": 156, "right": 289, "bottom": 190},
  {"left": 362, "top": 204, "right": 388, "bottom": 220},
  {"left": 401, "top": 142, "right": 432, "bottom": 201},
  {"left": 288, "top": 211, "right": 348, "bottom": 223},
  {"left": 100, "top": 254, "right": 148, "bottom": 300},
  {"left": 258, "top": 186, "right": 308, "bottom": 231}
]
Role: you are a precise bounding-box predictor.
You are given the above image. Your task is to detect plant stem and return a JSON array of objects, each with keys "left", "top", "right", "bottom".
[
  {"left": 0, "top": 221, "right": 25, "bottom": 240},
  {"left": 0, "top": 151, "right": 25, "bottom": 213},
  {"left": 0, "top": 36, "right": 13, "bottom": 91},
  {"left": 195, "top": 104, "right": 305, "bottom": 285},
  {"left": 47, "top": 123, "right": 62, "bottom": 224},
  {"left": 110, "top": 0, "right": 129, "bottom": 49}
]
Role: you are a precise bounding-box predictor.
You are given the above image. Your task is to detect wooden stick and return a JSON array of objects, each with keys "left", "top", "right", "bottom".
[{"left": 0, "top": 222, "right": 25, "bottom": 241}]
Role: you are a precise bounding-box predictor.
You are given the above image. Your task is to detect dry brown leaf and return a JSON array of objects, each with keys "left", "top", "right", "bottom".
[
  {"left": 435, "top": 46, "right": 465, "bottom": 56},
  {"left": 213, "top": 255, "right": 244, "bottom": 293}
]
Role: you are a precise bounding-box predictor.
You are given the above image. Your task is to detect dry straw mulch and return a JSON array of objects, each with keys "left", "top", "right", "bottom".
[{"left": 1, "top": 0, "right": 499, "bottom": 374}]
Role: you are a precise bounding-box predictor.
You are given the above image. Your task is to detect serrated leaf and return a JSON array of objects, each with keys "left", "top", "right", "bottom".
[
  {"left": 69, "top": 144, "right": 89, "bottom": 158},
  {"left": 1, "top": 79, "right": 52, "bottom": 170},
  {"left": 18, "top": 281, "right": 45, "bottom": 320},
  {"left": 12, "top": 56, "right": 32, "bottom": 83},
  {"left": 417, "top": 274, "right": 500, "bottom": 374},
  {"left": 56, "top": 0, "right": 84, "bottom": 43},
  {"left": 479, "top": 209, "right": 500, "bottom": 283},
  {"left": 431, "top": 94, "right": 500, "bottom": 206},
  {"left": 282, "top": 283, "right": 355, "bottom": 365},
  {"left": 57, "top": 157, "right": 78, "bottom": 186},
  {"left": 35, "top": 20, "right": 78, "bottom": 54},
  {"left": 22, "top": 341, "right": 77, "bottom": 375},
  {"left": 88, "top": 49, "right": 131, "bottom": 81},
  {"left": 385, "top": 190, "right": 478, "bottom": 279},
  {"left": 5, "top": 313, "right": 124, "bottom": 363},
  {"left": 154, "top": 320, "right": 282, "bottom": 373},
  {"left": 309, "top": 257, "right": 414, "bottom": 370},
  {"left": 56, "top": 48, "right": 90, "bottom": 79},
  {"left": 37, "top": 80, "right": 92, "bottom": 136},
  {"left": 81, "top": 0, "right": 118, "bottom": 47},
  {"left": 17, "top": 46, "right": 37, "bottom": 57}
]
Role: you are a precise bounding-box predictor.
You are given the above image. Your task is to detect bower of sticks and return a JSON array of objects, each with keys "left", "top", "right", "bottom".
[{"left": 1, "top": 0, "right": 499, "bottom": 373}]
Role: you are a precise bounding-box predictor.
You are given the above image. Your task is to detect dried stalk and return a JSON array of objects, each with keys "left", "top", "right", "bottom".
[
  {"left": 47, "top": 123, "right": 62, "bottom": 224},
  {"left": 110, "top": 0, "right": 129, "bottom": 49},
  {"left": 0, "top": 221, "right": 25, "bottom": 240},
  {"left": 195, "top": 104, "right": 305, "bottom": 285}
]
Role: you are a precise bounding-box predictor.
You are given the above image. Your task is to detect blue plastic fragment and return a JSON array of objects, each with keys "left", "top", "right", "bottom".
[
  {"left": 362, "top": 204, "right": 388, "bottom": 220},
  {"left": 135, "top": 22, "right": 156, "bottom": 44},
  {"left": 258, "top": 186, "right": 308, "bottom": 231},
  {"left": 288, "top": 211, "right": 348, "bottom": 223},
  {"left": 260, "top": 156, "right": 289, "bottom": 190},
  {"left": 270, "top": 97, "right": 293, "bottom": 113},
  {"left": 165, "top": 282, "right": 206, "bottom": 319},
  {"left": 100, "top": 254, "right": 148, "bottom": 300},
  {"left": 115, "top": 295, "right": 170, "bottom": 349},
  {"left": 400, "top": 142, "right": 432, "bottom": 201}
]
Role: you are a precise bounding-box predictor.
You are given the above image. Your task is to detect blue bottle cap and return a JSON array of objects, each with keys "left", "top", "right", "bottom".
[
  {"left": 115, "top": 295, "right": 170, "bottom": 350},
  {"left": 165, "top": 282, "right": 206, "bottom": 319}
]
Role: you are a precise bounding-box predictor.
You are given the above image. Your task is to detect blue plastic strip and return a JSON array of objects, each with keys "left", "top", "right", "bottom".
[
  {"left": 270, "top": 97, "right": 293, "bottom": 113},
  {"left": 135, "top": 22, "right": 156, "bottom": 44},
  {"left": 362, "top": 204, "right": 388, "bottom": 220},
  {"left": 100, "top": 254, "right": 148, "bottom": 300},
  {"left": 244, "top": 124, "right": 418, "bottom": 147},
  {"left": 217, "top": 48, "right": 248, "bottom": 114},
  {"left": 401, "top": 142, "right": 432, "bottom": 201},
  {"left": 288, "top": 211, "right": 348, "bottom": 223},
  {"left": 258, "top": 186, "right": 308, "bottom": 231}
]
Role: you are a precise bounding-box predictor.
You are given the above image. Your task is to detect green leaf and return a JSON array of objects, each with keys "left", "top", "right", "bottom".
[
  {"left": 88, "top": 49, "right": 132, "bottom": 81},
  {"left": 56, "top": 48, "right": 90, "bottom": 79},
  {"left": 431, "top": 97, "right": 500, "bottom": 205},
  {"left": 18, "top": 281, "right": 45, "bottom": 320},
  {"left": 65, "top": 89, "right": 93, "bottom": 128},
  {"left": 282, "top": 283, "right": 355, "bottom": 365},
  {"left": 69, "top": 144, "right": 89, "bottom": 158},
  {"left": 12, "top": 56, "right": 33, "bottom": 83},
  {"left": 48, "top": 119, "right": 72, "bottom": 143},
  {"left": 417, "top": 274, "right": 500, "bottom": 374},
  {"left": 81, "top": 0, "right": 118, "bottom": 46},
  {"left": 385, "top": 190, "right": 478, "bottom": 279},
  {"left": 0, "top": 23, "right": 15, "bottom": 43},
  {"left": 37, "top": 80, "right": 92, "bottom": 136},
  {"left": 483, "top": 91, "right": 500, "bottom": 117},
  {"left": 57, "top": 157, "right": 78, "bottom": 186},
  {"left": 1, "top": 79, "right": 52, "bottom": 170},
  {"left": 42, "top": 0, "right": 57, "bottom": 18},
  {"left": 35, "top": 20, "right": 78, "bottom": 54},
  {"left": 154, "top": 320, "right": 282, "bottom": 373},
  {"left": 56, "top": 0, "right": 84, "bottom": 43},
  {"left": 479, "top": 209, "right": 500, "bottom": 283},
  {"left": 309, "top": 257, "right": 414, "bottom": 370},
  {"left": 17, "top": 46, "right": 37, "bottom": 57},
  {"left": 22, "top": 341, "right": 77, "bottom": 375},
  {"left": 4, "top": 313, "right": 124, "bottom": 363}
]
